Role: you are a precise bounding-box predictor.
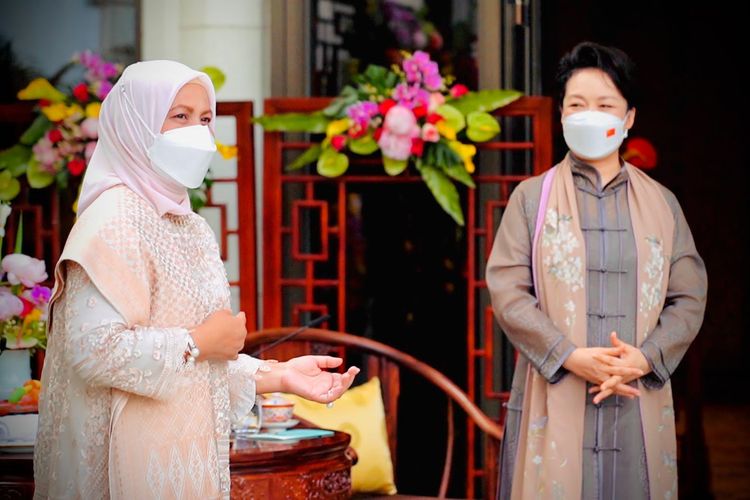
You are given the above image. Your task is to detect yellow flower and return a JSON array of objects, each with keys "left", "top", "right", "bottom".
[
  {"left": 215, "top": 139, "right": 238, "bottom": 160},
  {"left": 41, "top": 103, "right": 84, "bottom": 122},
  {"left": 436, "top": 120, "right": 457, "bottom": 141},
  {"left": 449, "top": 141, "right": 477, "bottom": 173},
  {"left": 326, "top": 118, "right": 351, "bottom": 138},
  {"left": 85, "top": 102, "right": 101, "bottom": 119},
  {"left": 17, "top": 78, "right": 66, "bottom": 102},
  {"left": 22, "top": 309, "right": 43, "bottom": 332},
  {"left": 41, "top": 103, "right": 69, "bottom": 122}
]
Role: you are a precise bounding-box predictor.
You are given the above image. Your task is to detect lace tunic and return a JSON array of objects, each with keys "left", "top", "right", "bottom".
[{"left": 34, "top": 186, "right": 261, "bottom": 499}]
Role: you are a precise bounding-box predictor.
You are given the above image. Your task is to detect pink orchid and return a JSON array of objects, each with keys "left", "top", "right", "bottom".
[
  {"left": 421, "top": 123, "right": 440, "bottom": 143},
  {"left": 428, "top": 92, "right": 445, "bottom": 112},
  {"left": 2, "top": 254, "right": 48, "bottom": 287},
  {"left": 0, "top": 288, "right": 24, "bottom": 321},
  {"left": 80, "top": 117, "right": 99, "bottom": 139}
]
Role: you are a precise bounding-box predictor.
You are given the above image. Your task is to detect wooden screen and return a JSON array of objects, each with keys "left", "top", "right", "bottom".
[{"left": 262, "top": 96, "right": 553, "bottom": 497}]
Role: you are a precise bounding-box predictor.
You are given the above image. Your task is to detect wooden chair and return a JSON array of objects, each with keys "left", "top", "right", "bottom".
[{"left": 243, "top": 327, "right": 503, "bottom": 499}]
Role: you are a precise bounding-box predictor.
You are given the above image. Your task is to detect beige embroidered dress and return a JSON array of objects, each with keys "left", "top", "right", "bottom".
[
  {"left": 34, "top": 186, "right": 261, "bottom": 499},
  {"left": 487, "top": 156, "right": 707, "bottom": 499}
]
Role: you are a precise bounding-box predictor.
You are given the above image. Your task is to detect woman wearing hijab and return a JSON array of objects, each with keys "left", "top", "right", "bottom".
[
  {"left": 486, "top": 43, "right": 707, "bottom": 498},
  {"left": 34, "top": 60, "right": 359, "bottom": 499}
]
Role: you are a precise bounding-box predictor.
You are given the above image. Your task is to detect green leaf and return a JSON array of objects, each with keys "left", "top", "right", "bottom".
[
  {"left": 449, "top": 89, "right": 522, "bottom": 115},
  {"left": 254, "top": 112, "right": 330, "bottom": 133},
  {"left": 200, "top": 66, "right": 226, "bottom": 92},
  {"left": 418, "top": 164, "right": 465, "bottom": 226},
  {"left": 383, "top": 156, "right": 408, "bottom": 176},
  {"left": 435, "top": 104, "right": 466, "bottom": 133},
  {"left": 26, "top": 157, "right": 55, "bottom": 189},
  {"left": 19, "top": 115, "right": 52, "bottom": 146},
  {"left": 287, "top": 144, "right": 322, "bottom": 170},
  {"left": 189, "top": 187, "right": 208, "bottom": 211},
  {"left": 0, "top": 170, "right": 21, "bottom": 201},
  {"left": 466, "top": 111, "right": 501, "bottom": 142},
  {"left": 443, "top": 164, "right": 476, "bottom": 188},
  {"left": 348, "top": 134, "right": 378, "bottom": 155},
  {"left": 0, "top": 145, "right": 32, "bottom": 176},
  {"left": 316, "top": 148, "right": 349, "bottom": 177},
  {"left": 322, "top": 86, "right": 359, "bottom": 118},
  {"left": 364, "top": 64, "right": 389, "bottom": 83},
  {"left": 14, "top": 212, "right": 23, "bottom": 253},
  {"left": 425, "top": 141, "right": 462, "bottom": 169}
]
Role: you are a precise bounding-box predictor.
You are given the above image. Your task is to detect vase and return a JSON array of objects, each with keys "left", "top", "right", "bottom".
[{"left": 0, "top": 349, "right": 32, "bottom": 401}]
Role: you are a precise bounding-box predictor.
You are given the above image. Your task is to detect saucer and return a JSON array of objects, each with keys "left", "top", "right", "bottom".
[{"left": 261, "top": 418, "right": 299, "bottom": 430}]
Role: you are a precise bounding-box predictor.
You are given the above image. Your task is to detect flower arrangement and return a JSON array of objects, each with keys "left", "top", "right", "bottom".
[
  {"left": 0, "top": 51, "right": 122, "bottom": 201},
  {"left": 0, "top": 51, "right": 229, "bottom": 211},
  {"left": 0, "top": 207, "right": 50, "bottom": 352},
  {"left": 256, "top": 50, "right": 521, "bottom": 225}
]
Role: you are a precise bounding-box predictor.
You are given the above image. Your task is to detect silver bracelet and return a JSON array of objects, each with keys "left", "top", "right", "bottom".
[{"left": 185, "top": 334, "right": 201, "bottom": 366}]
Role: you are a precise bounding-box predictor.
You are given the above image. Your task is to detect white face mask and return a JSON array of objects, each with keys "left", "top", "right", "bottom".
[
  {"left": 562, "top": 110, "right": 630, "bottom": 161},
  {"left": 148, "top": 125, "right": 216, "bottom": 189}
]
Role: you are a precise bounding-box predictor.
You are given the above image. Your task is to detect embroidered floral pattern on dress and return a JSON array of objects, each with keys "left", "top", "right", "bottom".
[
  {"left": 542, "top": 209, "right": 584, "bottom": 292},
  {"left": 640, "top": 236, "right": 666, "bottom": 321}
]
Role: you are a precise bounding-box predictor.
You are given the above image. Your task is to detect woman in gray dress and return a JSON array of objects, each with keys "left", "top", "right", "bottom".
[{"left": 486, "top": 42, "right": 707, "bottom": 499}]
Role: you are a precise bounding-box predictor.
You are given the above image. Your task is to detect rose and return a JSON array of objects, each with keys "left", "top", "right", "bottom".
[
  {"left": 378, "top": 105, "right": 421, "bottom": 161},
  {"left": 0, "top": 288, "right": 24, "bottom": 321},
  {"left": 421, "top": 123, "right": 440, "bottom": 143},
  {"left": 72, "top": 83, "right": 89, "bottom": 103},
  {"left": 67, "top": 158, "right": 86, "bottom": 176},
  {"left": 2, "top": 254, "right": 48, "bottom": 287},
  {"left": 382, "top": 105, "right": 419, "bottom": 136},
  {"left": 450, "top": 84, "right": 469, "bottom": 98}
]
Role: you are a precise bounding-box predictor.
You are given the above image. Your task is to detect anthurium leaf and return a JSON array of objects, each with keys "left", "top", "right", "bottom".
[
  {"left": 449, "top": 89, "right": 522, "bottom": 115},
  {"left": 418, "top": 164, "right": 465, "bottom": 226},
  {"left": 0, "top": 145, "right": 32, "bottom": 176},
  {"left": 443, "top": 164, "right": 476, "bottom": 188},
  {"left": 287, "top": 144, "right": 322, "bottom": 170},
  {"left": 26, "top": 157, "right": 55, "bottom": 189},
  {"left": 200, "top": 66, "right": 226, "bottom": 92},
  {"left": 383, "top": 156, "right": 408, "bottom": 176},
  {"left": 0, "top": 170, "right": 21, "bottom": 201},
  {"left": 466, "top": 111, "right": 501, "bottom": 142},
  {"left": 317, "top": 148, "right": 349, "bottom": 177},
  {"left": 254, "top": 112, "right": 330, "bottom": 133},
  {"left": 435, "top": 104, "right": 466, "bottom": 133},
  {"left": 348, "top": 134, "right": 379, "bottom": 155},
  {"left": 19, "top": 115, "right": 52, "bottom": 146},
  {"left": 322, "top": 86, "right": 359, "bottom": 118}
]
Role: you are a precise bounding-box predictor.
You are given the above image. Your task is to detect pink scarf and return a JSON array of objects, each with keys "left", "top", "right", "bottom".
[
  {"left": 77, "top": 60, "right": 216, "bottom": 217},
  {"left": 512, "top": 156, "right": 678, "bottom": 499}
]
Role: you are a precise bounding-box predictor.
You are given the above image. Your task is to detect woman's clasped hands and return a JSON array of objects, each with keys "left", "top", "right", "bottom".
[{"left": 563, "top": 331, "right": 652, "bottom": 404}]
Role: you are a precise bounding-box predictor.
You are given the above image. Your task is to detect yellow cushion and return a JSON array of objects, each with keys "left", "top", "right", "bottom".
[{"left": 283, "top": 377, "right": 397, "bottom": 495}]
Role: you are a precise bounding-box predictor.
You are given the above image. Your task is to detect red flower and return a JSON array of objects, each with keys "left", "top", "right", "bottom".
[
  {"left": 72, "top": 83, "right": 89, "bottom": 103},
  {"left": 331, "top": 135, "right": 347, "bottom": 152},
  {"left": 379, "top": 99, "right": 396, "bottom": 117},
  {"left": 347, "top": 125, "right": 367, "bottom": 139},
  {"left": 67, "top": 158, "right": 86, "bottom": 176},
  {"left": 412, "top": 105, "right": 427, "bottom": 119},
  {"left": 38, "top": 99, "right": 51, "bottom": 107},
  {"left": 373, "top": 127, "right": 384, "bottom": 141},
  {"left": 426, "top": 113, "right": 444, "bottom": 124},
  {"left": 450, "top": 84, "right": 469, "bottom": 98},
  {"left": 411, "top": 137, "right": 424, "bottom": 157},
  {"left": 19, "top": 298, "right": 34, "bottom": 318},
  {"left": 47, "top": 129, "right": 63, "bottom": 143},
  {"left": 622, "top": 137, "right": 658, "bottom": 169}
]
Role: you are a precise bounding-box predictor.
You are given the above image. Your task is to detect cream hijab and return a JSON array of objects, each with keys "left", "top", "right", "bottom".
[{"left": 77, "top": 60, "right": 216, "bottom": 217}]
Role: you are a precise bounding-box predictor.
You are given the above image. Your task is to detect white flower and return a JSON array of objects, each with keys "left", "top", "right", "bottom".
[
  {"left": 0, "top": 203, "right": 11, "bottom": 238},
  {"left": 2, "top": 254, "right": 48, "bottom": 287}
]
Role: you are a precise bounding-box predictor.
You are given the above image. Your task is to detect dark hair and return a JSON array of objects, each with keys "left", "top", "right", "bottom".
[{"left": 555, "top": 42, "right": 638, "bottom": 109}]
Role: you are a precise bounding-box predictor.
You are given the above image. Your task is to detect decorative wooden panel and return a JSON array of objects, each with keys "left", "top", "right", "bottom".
[{"left": 262, "top": 96, "right": 553, "bottom": 497}]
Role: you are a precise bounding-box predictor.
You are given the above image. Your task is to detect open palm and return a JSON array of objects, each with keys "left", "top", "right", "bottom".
[{"left": 282, "top": 356, "right": 359, "bottom": 404}]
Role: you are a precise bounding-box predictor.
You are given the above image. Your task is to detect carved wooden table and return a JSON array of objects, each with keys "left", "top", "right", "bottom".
[
  {"left": 230, "top": 429, "right": 354, "bottom": 499},
  {"left": 0, "top": 430, "right": 353, "bottom": 499}
]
